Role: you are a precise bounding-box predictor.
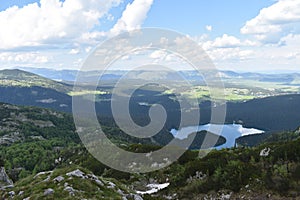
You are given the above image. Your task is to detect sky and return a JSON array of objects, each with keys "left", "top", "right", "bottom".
[{"left": 0, "top": 0, "right": 299, "bottom": 72}]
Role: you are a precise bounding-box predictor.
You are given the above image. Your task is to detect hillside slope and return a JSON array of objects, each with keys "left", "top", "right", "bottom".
[
  {"left": 0, "top": 69, "right": 71, "bottom": 93},
  {"left": 0, "top": 103, "right": 299, "bottom": 199},
  {"left": 0, "top": 165, "right": 145, "bottom": 200},
  {"left": 0, "top": 69, "right": 72, "bottom": 112}
]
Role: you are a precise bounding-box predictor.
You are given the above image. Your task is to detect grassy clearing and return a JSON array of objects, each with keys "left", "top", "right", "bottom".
[{"left": 67, "top": 90, "right": 108, "bottom": 96}]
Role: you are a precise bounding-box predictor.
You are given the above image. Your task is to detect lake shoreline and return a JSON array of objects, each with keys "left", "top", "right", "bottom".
[{"left": 170, "top": 123, "right": 265, "bottom": 149}]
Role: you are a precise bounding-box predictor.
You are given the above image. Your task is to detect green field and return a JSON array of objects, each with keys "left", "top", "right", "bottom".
[{"left": 180, "top": 79, "right": 300, "bottom": 102}]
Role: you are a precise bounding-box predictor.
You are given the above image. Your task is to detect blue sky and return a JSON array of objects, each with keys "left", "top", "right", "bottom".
[
  {"left": 0, "top": 0, "right": 299, "bottom": 72},
  {"left": 144, "top": 0, "right": 275, "bottom": 37}
]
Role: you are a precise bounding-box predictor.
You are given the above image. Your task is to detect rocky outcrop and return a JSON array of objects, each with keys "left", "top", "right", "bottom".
[
  {"left": 66, "top": 169, "right": 86, "bottom": 179},
  {"left": 260, "top": 147, "right": 271, "bottom": 157},
  {"left": 0, "top": 167, "right": 13, "bottom": 189},
  {"left": 0, "top": 167, "right": 145, "bottom": 199},
  {"left": 0, "top": 131, "right": 23, "bottom": 145},
  {"left": 44, "top": 188, "right": 54, "bottom": 196},
  {"left": 53, "top": 175, "right": 64, "bottom": 183}
]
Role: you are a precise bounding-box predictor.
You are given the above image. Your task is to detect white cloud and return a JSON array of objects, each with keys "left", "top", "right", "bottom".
[
  {"left": 205, "top": 25, "right": 212, "bottom": 32},
  {"left": 69, "top": 48, "right": 80, "bottom": 55},
  {"left": 0, "top": 0, "right": 123, "bottom": 49},
  {"left": 110, "top": 0, "right": 154, "bottom": 35},
  {"left": 202, "top": 34, "right": 258, "bottom": 50},
  {"left": 196, "top": 0, "right": 300, "bottom": 70},
  {"left": 73, "top": 58, "right": 83, "bottom": 66},
  {"left": 106, "top": 13, "right": 115, "bottom": 21},
  {"left": 149, "top": 50, "right": 167, "bottom": 59},
  {"left": 159, "top": 37, "right": 169, "bottom": 46},
  {"left": 79, "top": 31, "right": 107, "bottom": 44},
  {"left": 0, "top": 0, "right": 157, "bottom": 69},
  {"left": 85, "top": 46, "right": 93, "bottom": 53},
  {"left": 210, "top": 34, "right": 241, "bottom": 48},
  {"left": 121, "top": 55, "right": 131, "bottom": 60},
  {"left": 34, "top": 55, "right": 49, "bottom": 63},
  {"left": 207, "top": 48, "right": 254, "bottom": 61},
  {"left": 0, "top": 52, "right": 49, "bottom": 63},
  {"left": 205, "top": 33, "right": 300, "bottom": 71},
  {"left": 241, "top": 0, "right": 300, "bottom": 43}
]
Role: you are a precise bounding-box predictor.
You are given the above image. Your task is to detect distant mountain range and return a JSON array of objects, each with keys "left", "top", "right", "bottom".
[
  {"left": 1, "top": 68, "right": 300, "bottom": 133},
  {"left": 18, "top": 67, "right": 300, "bottom": 85}
]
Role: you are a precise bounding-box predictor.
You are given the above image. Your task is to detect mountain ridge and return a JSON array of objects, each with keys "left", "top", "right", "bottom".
[
  {"left": 0, "top": 69, "right": 72, "bottom": 93},
  {"left": 17, "top": 67, "right": 300, "bottom": 83}
]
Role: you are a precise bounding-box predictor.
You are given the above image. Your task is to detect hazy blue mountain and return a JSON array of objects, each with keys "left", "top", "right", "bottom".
[{"left": 18, "top": 67, "right": 300, "bottom": 84}]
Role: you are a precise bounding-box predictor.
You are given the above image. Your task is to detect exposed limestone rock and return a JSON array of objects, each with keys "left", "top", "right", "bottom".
[
  {"left": 8, "top": 190, "right": 15, "bottom": 196},
  {"left": 33, "top": 170, "right": 53, "bottom": 184},
  {"left": 53, "top": 175, "right": 64, "bottom": 183},
  {"left": 107, "top": 181, "right": 116, "bottom": 189},
  {"left": 0, "top": 167, "right": 14, "bottom": 189},
  {"left": 87, "top": 174, "right": 104, "bottom": 186},
  {"left": 260, "top": 147, "right": 271, "bottom": 157},
  {"left": 44, "top": 188, "right": 54, "bottom": 196},
  {"left": 0, "top": 131, "right": 23, "bottom": 145},
  {"left": 64, "top": 186, "right": 76, "bottom": 196},
  {"left": 133, "top": 194, "right": 144, "bottom": 200},
  {"left": 66, "top": 169, "right": 86, "bottom": 179}
]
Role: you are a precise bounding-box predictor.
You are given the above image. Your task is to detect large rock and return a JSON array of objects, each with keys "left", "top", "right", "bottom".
[
  {"left": 134, "top": 194, "right": 143, "bottom": 200},
  {"left": 87, "top": 174, "right": 104, "bottom": 186},
  {"left": 66, "top": 169, "right": 86, "bottom": 179},
  {"left": 44, "top": 188, "right": 54, "bottom": 196},
  {"left": 0, "top": 167, "right": 13, "bottom": 189},
  {"left": 53, "top": 175, "right": 64, "bottom": 183},
  {"left": 64, "top": 186, "right": 76, "bottom": 196}
]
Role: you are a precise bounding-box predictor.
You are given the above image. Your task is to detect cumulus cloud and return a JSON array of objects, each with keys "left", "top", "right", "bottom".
[
  {"left": 0, "top": 52, "right": 49, "bottom": 63},
  {"left": 199, "top": 0, "right": 300, "bottom": 69},
  {"left": 241, "top": 0, "right": 300, "bottom": 43},
  {"left": 149, "top": 50, "right": 167, "bottom": 59},
  {"left": 79, "top": 31, "right": 107, "bottom": 44},
  {"left": 0, "top": 0, "right": 122, "bottom": 49},
  {"left": 0, "top": 0, "right": 156, "bottom": 69},
  {"left": 110, "top": 0, "right": 154, "bottom": 35},
  {"left": 207, "top": 48, "right": 254, "bottom": 61},
  {"left": 202, "top": 34, "right": 257, "bottom": 50},
  {"left": 204, "top": 33, "right": 300, "bottom": 71},
  {"left": 209, "top": 34, "right": 241, "bottom": 48}
]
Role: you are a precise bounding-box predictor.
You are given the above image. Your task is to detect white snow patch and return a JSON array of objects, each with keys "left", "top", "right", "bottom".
[{"left": 136, "top": 183, "right": 170, "bottom": 195}]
